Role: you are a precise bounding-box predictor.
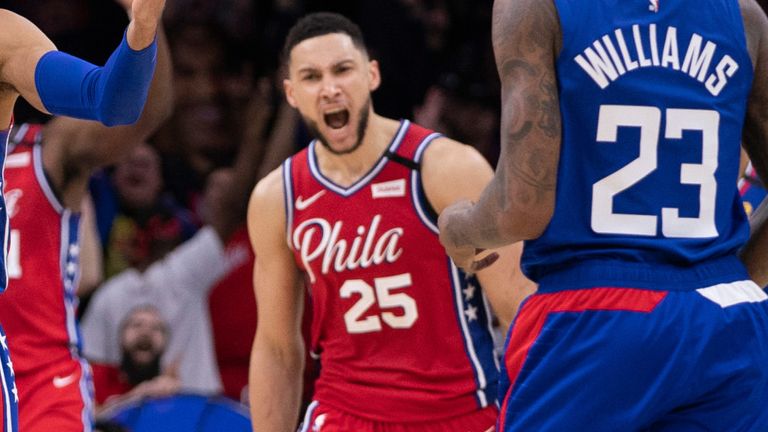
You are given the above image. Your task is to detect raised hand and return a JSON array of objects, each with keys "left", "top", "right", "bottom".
[{"left": 125, "top": 0, "right": 166, "bottom": 50}]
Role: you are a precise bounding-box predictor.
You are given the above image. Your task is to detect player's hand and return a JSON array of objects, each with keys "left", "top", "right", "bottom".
[
  {"left": 438, "top": 200, "right": 499, "bottom": 273},
  {"left": 125, "top": 0, "right": 165, "bottom": 50}
]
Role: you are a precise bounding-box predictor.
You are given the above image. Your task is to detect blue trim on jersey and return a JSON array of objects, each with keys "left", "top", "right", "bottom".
[
  {"left": 78, "top": 357, "right": 94, "bottom": 432},
  {"left": 282, "top": 158, "right": 295, "bottom": 248},
  {"left": 307, "top": 120, "right": 409, "bottom": 197},
  {"left": 447, "top": 258, "right": 499, "bottom": 408},
  {"left": 0, "top": 326, "right": 18, "bottom": 432},
  {"left": 32, "top": 144, "right": 65, "bottom": 214},
  {"left": 409, "top": 132, "right": 442, "bottom": 234},
  {"left": 60, "top": 210, "right": 83, "bottom": 354},
  {"left": 0, "top": 128, "right": 10, "bottom": 294}
]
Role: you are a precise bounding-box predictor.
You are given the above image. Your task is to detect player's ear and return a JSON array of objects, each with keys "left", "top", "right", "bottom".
[
  {"left": 284, "top": 79, "right": 298, "bottom": 108},
  {"left": 369, "top": 59, "right": 381, "bottom": 92}
]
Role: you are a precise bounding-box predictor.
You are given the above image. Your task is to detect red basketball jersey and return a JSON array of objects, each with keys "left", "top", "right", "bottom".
[
  {"left": 285, "top": 120, "right": 498, "bottom": 422},
  {"left": 0, "top": 125, "right": 85, "bottom": 376}
]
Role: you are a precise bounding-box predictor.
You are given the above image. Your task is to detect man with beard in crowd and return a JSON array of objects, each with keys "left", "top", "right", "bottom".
[{"left": 90, "top": 305, "right": 179, "bottom": 414}]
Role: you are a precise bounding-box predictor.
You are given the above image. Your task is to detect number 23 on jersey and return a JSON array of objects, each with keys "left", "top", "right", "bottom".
[{"left": 592, "top": 104, "right": 719, "bottom": 239}]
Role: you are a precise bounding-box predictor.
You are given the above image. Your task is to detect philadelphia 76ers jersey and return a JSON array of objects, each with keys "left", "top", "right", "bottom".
[
  {"left": 285, "top": 120, "right": 498, "bottom": 422},
  {"left": 0, "top": 124, "right": 85, "bottom": 376},
  {"left": 523, "top": 0, "right": 754, "bottom": 287}
]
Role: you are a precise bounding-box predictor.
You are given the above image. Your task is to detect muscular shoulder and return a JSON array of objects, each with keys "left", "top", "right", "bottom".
[
  {"left": 249, "top": 166, "right": 286, "bottom": 217},
  {"left": 420, "top": 137, "right": 494, "bottom": 214},
  {"left": 247, "top": 166, "right": 288, "bottom": 247},
  {"left": 0, "top": 10, "right": 55, "bottom": 66}
]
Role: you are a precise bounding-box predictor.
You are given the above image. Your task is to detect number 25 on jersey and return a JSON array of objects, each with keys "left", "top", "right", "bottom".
[{"left": 341, "top": 273, "right": 419, "bottom": 334}]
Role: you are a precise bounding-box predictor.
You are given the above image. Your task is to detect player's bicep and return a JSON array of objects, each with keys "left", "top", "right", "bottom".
[
  {"left": 248, "top": 172, "right": 304, "bottom": 348},
  {"left": 0, "top": 10, "right": 56, "bottom": 114},
  {"left": 421, "top": 139, "right": 494, "bottom": 214},
  {"left": 741, "top": 0, "right": 768, "bottom": 182},
  {"left": 491, "top": 0, "right": 561, "bottom": 227}
]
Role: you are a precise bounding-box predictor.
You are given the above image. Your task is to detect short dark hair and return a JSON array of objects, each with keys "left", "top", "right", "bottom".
[{"left": 281, "top": 12, "right": 368, "bottom": 67}]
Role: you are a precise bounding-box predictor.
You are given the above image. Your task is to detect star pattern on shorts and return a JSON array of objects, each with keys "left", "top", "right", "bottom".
[
  {"left": 0, "top": 334, "right": 7, "bottom": 351},
  {"left": 464, "top": 305, "right": 478, "bottom": 322},
  {"left": 463, "top": 284, "right": 476, "bottom": 301}
]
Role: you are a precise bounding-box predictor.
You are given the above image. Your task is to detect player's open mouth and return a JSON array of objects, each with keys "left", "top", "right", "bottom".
[{"left": 324, "top": 109, "right": 350, "bottom": 129}]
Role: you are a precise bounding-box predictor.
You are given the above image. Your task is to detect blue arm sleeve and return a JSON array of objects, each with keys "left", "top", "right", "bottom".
[{"left": 34, "top": 31, "right": 157, "bottom": 126}]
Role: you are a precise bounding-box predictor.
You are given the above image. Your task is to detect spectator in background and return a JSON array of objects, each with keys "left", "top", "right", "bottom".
[
  {"left": 92, "top": 305, "right": 180, "bottom": 415},
  {"left": 82, "top": 81, "right": 299, "bottom": 400},
  {"left": 93, "top": 142, "right": 198, "bottom": 278}
]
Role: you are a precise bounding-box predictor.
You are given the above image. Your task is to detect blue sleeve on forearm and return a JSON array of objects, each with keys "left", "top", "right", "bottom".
[{"left": 34, "top": 31, "right": 157, "bottom": 126}]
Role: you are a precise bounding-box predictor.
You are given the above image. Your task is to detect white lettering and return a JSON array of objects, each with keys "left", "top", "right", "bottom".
[
  {"left": 616, "top": 28, "right": 639, "bottom": 71},
  {"left": 293, "top": 215, "right": 404, "bottom": 283},
  {"left": 662, "top": 26, "right": 680, "bottom": 70},
  {"left": 682, "top": 33, "right": 716, "bottom": 82},
  {"left": 575, "top": 41, "right": 619, "bottom": 89},
  {"left": 649, "top": 24, "right": 660, "bottom": 66},
  {"left": 574, "top": 24, "right": 739, "bottom": 95},
  {"left": 633, "top": 25, "right": 652, "bottom": 67},
  {"left": 705, "top": 55, "right": 739, "bottom": 96}
]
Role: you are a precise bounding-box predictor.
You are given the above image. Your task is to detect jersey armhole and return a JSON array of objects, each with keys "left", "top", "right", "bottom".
[
  {"left": 282, "top": 157, "right": 295, "bottom": 249},
  {"left": 410, "top": 133, "right": 443, "bottom": 234}
]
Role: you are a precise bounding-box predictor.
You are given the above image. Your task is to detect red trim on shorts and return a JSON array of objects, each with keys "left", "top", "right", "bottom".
[{"left": 498, "top": 287, "right": 667, "bottom": 430}]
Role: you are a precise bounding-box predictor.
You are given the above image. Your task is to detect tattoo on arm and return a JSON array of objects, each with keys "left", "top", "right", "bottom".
[{"left": 471, "top": 0, "right": 561, "bottom": 244}]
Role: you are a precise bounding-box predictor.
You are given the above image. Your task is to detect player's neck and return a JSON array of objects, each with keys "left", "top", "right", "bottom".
[{"left": 315, "top": 114, "right": 400, "bottom": 187}]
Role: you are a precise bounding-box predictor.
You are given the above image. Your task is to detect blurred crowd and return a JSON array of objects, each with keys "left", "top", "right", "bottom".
[{"left": 4, "top": 0, "right": 503, "bottom": 423}]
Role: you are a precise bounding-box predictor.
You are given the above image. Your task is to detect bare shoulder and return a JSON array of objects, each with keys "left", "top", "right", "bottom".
[
  {"left": 247, "top": 165, "right": 289, "bottom": 248},
  {"left": 0, "top": 9, "right": 56, "bottom": 63},
  {"left": 421, "top": 137, "right": 492, "bottom": 176},
  {"left": 421, "top": 137, "right": 494, "bottom": 214},
  {"left": 249, "top": 166, "right": 286, "bottom": 220}
]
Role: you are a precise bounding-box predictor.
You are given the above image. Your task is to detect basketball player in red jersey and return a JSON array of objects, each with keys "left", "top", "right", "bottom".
[
  {"left": 247, "top": 12, "right": 534, "bottom": 432},
  {"left": 0, "top": 0, "right": 172, "bottom": 429},
  {"left": 0, "top": 1, "right": 162, "bottom": 430}
]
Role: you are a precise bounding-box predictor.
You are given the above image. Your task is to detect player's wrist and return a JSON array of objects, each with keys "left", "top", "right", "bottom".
[{"left": 126, "top": 20, "right": 158, "bottom": 51}]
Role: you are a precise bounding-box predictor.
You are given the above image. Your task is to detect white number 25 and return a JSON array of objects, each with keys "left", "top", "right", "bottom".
[
  {"left": 591, "top": 105, "right": 719, "bottom": 238},
  {"left": 340, "top": 273, "right": 418, "bottom": 334}
]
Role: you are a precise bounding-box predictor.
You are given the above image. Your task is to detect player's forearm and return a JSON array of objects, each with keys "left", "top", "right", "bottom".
[
  {"left": 127, "top": 26, "right": 173, "bottom": 136},
  {"left": 35, "top": 32, "right": 157, "bottom": 126},
  {"left": 249, "top": 341, "right": 304, "bottom": 432},
  {"left": 741, "top": 198, "right": 768, "bottom": 288}
]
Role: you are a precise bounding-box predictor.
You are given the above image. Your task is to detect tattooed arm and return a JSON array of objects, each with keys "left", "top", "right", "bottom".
[
  {"left": 738, "top": 0, "right": 768, "bottom": 286},
  {"left": 438, "top": 0, "right": 562, "bottom": 270}
]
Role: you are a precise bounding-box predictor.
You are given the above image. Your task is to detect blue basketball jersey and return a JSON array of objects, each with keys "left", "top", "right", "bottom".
[{"left": 523, "top": 0, "right": 754, "bottom": 286}]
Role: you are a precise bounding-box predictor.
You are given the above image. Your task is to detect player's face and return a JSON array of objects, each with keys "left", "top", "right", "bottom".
[
  {"left": 120, "top": 308, "right": 167, "bottom": 366},
  {"left": 285, "top": 33, "right": 381, "bottom": 155}
]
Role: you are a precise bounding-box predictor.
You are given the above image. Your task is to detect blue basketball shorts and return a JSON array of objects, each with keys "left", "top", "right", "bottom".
[{"left": 497, "top": 281, "right": 768, "bottom": 431}]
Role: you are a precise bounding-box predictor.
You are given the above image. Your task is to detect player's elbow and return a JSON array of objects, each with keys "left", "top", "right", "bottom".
[
  {"left": 98, "top": 105, "right": 143, "bottom": 127},
  {"left": 499, "top": 202, "right": 553, "bottom": 241}
]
